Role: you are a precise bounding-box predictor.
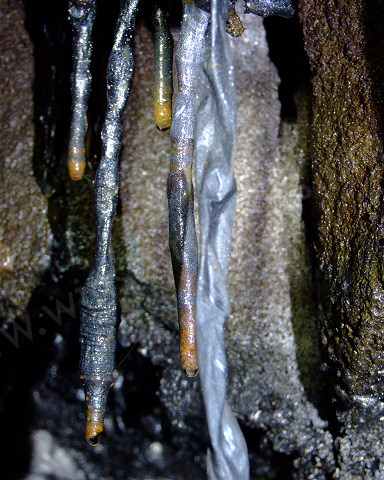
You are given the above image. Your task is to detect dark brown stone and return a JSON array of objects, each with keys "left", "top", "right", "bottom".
[{"left": 298, "top": 0, "right": 384, "bottom": 404}]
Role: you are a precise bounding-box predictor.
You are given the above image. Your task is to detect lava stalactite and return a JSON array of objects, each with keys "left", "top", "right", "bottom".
[
  {"left": 152, "top": 3, "right": 173, "bottom": 131},
  {"left": 68, "top": 0, "right": 96, "bottom": 181},
  {"left": 78, "top": 0, "right": 139, "bottom": 445}
]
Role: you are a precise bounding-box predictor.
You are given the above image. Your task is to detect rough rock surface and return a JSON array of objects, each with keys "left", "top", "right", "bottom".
[
  {"left": 0, "top": 0, "right": 51, "bottom": 319},
  {"left": 299, "top": 0, "right": 384, "bottom": 477},
  {"left": 227, "top": 13, "right": 333, "bottom": 477}
]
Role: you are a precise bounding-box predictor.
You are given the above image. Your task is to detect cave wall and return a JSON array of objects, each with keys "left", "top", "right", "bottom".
[
  {"left": 0, "top": 0, "right": 51, "bottom": 320},
  {"left": 1, "top": 0, "right": 384, "bottom": 479},
  {"left": 299, "top": 0, "right": 384, "bottom": 406},
  {"left": 298, "top": 0, "right": 384, "bottom": 477}
]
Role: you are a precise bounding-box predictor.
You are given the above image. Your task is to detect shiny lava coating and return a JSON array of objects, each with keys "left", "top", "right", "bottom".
[
  {"left": 68, "top": 0, "right": 96, "bottom": 181},
  {"left": 244, "top": 0, "right": 294, "bottom": 18},
  {"left": 167, "top": 2, "right": 210, "bottom": 379},
  {"left": 152, "top": 4, "right": 173, "bottom": 131},
  {"left": 79, "top": 0, "right": 139, "bottom": 444},
  {"left": 70, "top": 0, "right": 295, "bottom": 473},
  {"left": 194, "top": 0, "right": 249, "bottom": 478}
]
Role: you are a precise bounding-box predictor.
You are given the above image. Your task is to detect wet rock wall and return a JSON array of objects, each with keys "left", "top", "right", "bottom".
[
  {"left": 299, "top": 0, "right": 384, "bottom": 477},
  {"left": 299, "top": 0, "right": 384, "bottom": 409}
]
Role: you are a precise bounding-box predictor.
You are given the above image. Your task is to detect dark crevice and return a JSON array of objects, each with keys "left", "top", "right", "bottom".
[
  {"left": 241, "top": 423, "right": 298, "bottom": 479},
  {"left": 264, "top": 14, "right": 311, "bottom": 122}
]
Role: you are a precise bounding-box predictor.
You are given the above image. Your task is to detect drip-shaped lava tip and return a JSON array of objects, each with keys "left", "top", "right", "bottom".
[
  {"left": 154, "top": 103, "right": 172, "bottom": 131},
  {"left": 87, "top": 433, "right": 101, "bottom": 447},
  {"left": 184, "top": 368, "right": 198, "bottom": 378},
  {"left": 68, "top": 145, "right": 86, "bottom": 181},
  {"left": 83, "top": 378, "right": 112, "bottom": 445}
]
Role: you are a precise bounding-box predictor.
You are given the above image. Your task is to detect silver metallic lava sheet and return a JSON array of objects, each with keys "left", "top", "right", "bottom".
[{"left": 194, "top": 0, "right": 250, "bottom": 478}]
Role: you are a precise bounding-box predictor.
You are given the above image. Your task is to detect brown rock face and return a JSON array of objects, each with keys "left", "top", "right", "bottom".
[
  {"left": 0, "top": 0, "right": 50, "bottom": 319},
  {"left": 299, "top": 0, "right": 384, "bottom": 406}
]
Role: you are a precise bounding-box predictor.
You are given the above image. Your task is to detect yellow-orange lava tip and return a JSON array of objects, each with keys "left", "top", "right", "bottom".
[
  {"left": 154, "top": 102, "right": 172, "bottom": 131},
  {"left": 85, "top": 408, "right": 104, "bottom": 446},
  {"left": 68, "top": 147, "right": 86, "bottom": 181}
]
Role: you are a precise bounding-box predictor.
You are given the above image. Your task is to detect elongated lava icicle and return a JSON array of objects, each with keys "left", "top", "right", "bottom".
[
  {"left": 152, "top": 3, "right": 173, "bottom": 131},
  {"left": 167, "top": 1, "right": 210, "bottom": 378},
  {"left": 68, "top": 0, "right": 96, "bottom": 181},
  {"left": 79, "top": 0, "right": 139, "bottom": 446}
]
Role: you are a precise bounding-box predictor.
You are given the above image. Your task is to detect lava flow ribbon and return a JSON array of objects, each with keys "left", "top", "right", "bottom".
[{"left": 194, "top": 0, "right": 250, "bottom": 478}]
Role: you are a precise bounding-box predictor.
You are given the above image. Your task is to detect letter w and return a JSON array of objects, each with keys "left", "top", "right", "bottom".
[
  {"left": 42, "top": 292, "right": 76, "bottom": 326},
  {"left": 0, "top": 314, "right": 33, "bottom": 349}
]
